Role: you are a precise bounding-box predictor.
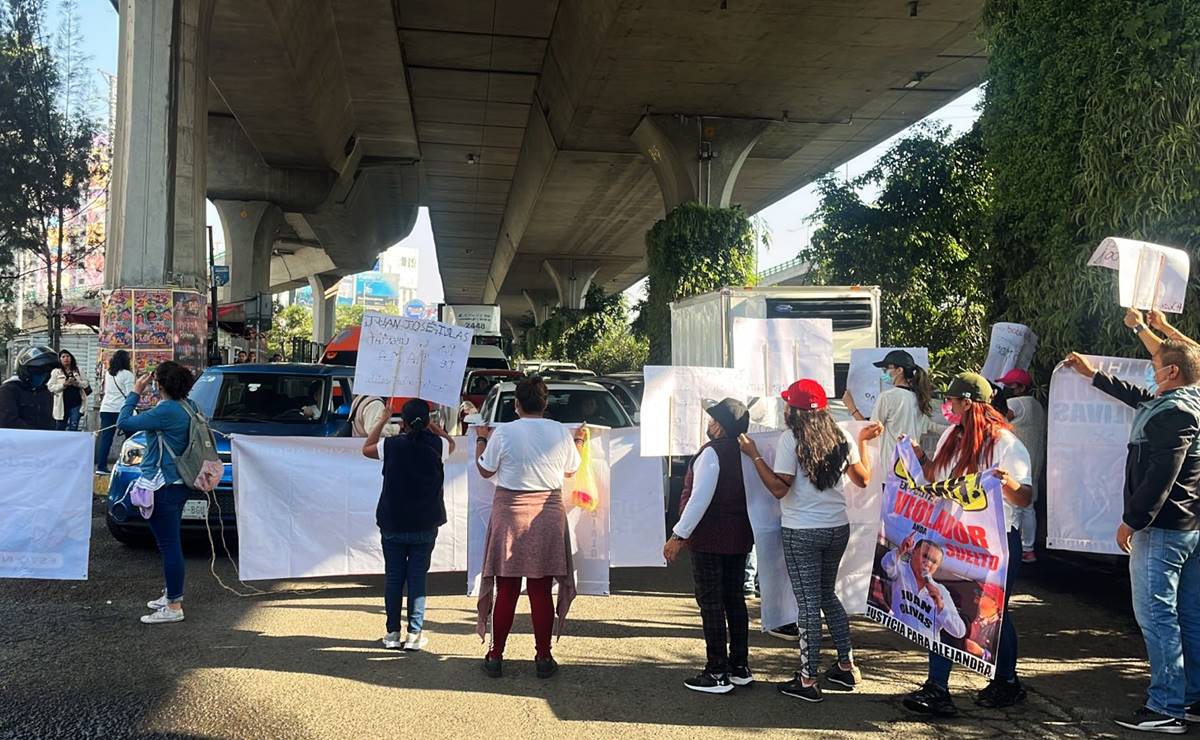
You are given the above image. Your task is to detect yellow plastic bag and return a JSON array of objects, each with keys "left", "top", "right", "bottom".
[{"left": 573, "top": 427, "right": 599, "bottom": 512}]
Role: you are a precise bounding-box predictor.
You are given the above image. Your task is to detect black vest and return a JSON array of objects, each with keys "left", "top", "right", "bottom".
[
  {"left": 377, "top": 431, "right": 447, "bottom": 533},
  {"left": 678, "top": 437, "right": 754, "bottom": 555}
]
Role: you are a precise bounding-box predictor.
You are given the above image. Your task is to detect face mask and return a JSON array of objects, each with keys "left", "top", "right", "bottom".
[
  {"left": 30, "top": 372, "right": 49, "bottom": 388},
  {"left": 881, "top": 370, "right": 895, "bottom": 385},
  {"left": 942, "top": 400, "right": 962, "bottom": 425},
  {"left": 1144, "top": 365, "right": 1160, "bottom": 395}
]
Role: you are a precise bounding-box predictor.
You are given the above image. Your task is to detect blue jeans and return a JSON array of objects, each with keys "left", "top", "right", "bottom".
[
  {"left": 381, "top": 529, "right": 438, "bottom": 634},
  {"left": 95, "top": 411, "right": 120, "bottom": 470},
  {"left": 1130, "top": 526, "right": 1200, "bottom": 719},
  {"left": 147, "top": 485, "right": 190, "bottom": 602},
  {"left": 56, "top": 406, "right": 83, "bottom": 431},
  {"left": 929, "top": 527, "right": 1023, "bottom": 687}
]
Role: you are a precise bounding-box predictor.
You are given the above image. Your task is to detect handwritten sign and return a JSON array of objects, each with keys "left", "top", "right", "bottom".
[
  {"left": 1088, "top": 237, "right": 1190, "bottom": 314},
  {"left": 640, "top": 366, "right": 747, "bottom": 457},
  {"left": 731, "top": 318, "right": 834, "bottom": 430},
  {"left": 981, "top": 323, "right": 1037, "bottom": 383},
  {"left": 846, "top": 347, "right": 930, "bottom": 419},
  {"left": 352, "top": 312, "right": 474, "bottom": 408}
]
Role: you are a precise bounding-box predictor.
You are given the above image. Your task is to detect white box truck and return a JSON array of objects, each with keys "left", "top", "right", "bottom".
[{"left": 670, "top": 285, "right": 882, "bottom": 397}]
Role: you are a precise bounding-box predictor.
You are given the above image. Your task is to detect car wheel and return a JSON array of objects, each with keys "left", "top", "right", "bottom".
[{"left": 105, "top": 514, "right": 152, "bottom": 546}]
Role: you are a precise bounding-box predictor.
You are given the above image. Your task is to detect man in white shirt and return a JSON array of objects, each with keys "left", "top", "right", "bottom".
[{"left": 881, "top": 533, "right": 966, "bottom": 644}]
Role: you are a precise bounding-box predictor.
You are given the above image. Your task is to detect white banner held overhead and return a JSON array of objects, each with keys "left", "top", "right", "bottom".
[
  {"left": 1088, "top": 237, "right": 1190, "bottom": 314},
  {"left": 1046, "top": 355, "right": 1149, "bottom": 555},
  {"left": 981, "top": 323, "right": 1038, "bottom": 383},
  {"left": 846, "top": 347, "right": 930, "bottom": 419},
  {"left": 732, "top": 318, "right": 835, "bottom": 429},
  {"left": 232, "top": 435, "right": 469, "bottom": 581},
  {"left": 640, "top": 366, "right": 748, "bottom": 457},
  {"left": 352, "top": 312, "right": 474, "bottom": 408},
  {"left": 0, "top": 431, "right": 92, "bottom": 580}
]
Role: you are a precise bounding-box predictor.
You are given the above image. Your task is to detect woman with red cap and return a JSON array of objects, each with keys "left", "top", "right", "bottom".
[{"left": 740, "top": 379, "right": 882, "bottom": 703}]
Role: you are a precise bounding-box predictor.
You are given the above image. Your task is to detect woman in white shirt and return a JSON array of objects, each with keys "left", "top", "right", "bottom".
[
  {"left": 96, "top": 350, "right": 135, "bottom": 474},
  {"left": 741, "top": 379, "right": 881, "bottom": 703},
  {"left": 902, "top": 372, "right": 1033, "bottom": 718},
  {"left": 844, "top": 349, "right": 934, "bottom": 468}
]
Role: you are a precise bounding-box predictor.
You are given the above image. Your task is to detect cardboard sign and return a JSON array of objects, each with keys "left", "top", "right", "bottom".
[
  {"left": 981, "top": 323, "right": 1038, "bottom": 383},
  {"left": 1088, "top": 237, "right": 1190, "bottom": 314},
  {"left": 846, "top": 347, "right": 930, "bottom": 419},
  {"left": 640, "top": 366, "right": 748, "bottom": 457},
  {"left": 731, "top": 318, "right": 834, "bottom": 430},
  {"left": 352, "top": 312, "right": 474, "bottom": 408}
]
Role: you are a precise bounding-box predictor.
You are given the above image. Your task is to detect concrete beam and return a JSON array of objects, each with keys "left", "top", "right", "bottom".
[
  {"left": 542, "top": 259, "right": 600, "bottom": 310},
  {"left": 270, "top": 247, "right": 336, "bottom": 290},
  {"left": 522, "top": 289, "right": 556, "bottom": 327},
  {"left": 309, "top": 274, "right": 340, "bottom": 344},
  {"left": 212, "top": 200, "right": 285, "bottom": 304},
  {"left": 207, "top": 116, "right": 335, "bottom": 212}
]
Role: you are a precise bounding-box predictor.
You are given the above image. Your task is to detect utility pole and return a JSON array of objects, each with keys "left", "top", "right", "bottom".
[{"left": 207, "top": 226, "right": 220, "bottom": 366}]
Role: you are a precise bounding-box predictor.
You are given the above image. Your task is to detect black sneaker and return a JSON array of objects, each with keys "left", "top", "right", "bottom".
[
  {"left": 1114, "top": 707, "right": 1187, "bottom": 734},
  {"left": 975, "top": 678, "right": 1027, "bottom": 708},
  {"left": 778, "top": 673, "right": 824, "bottom": 703},
  {"left": 767, "top": 623, "right": 800, "bottom": 641},
  {"left": 482, "top": 655, "right": 502, "bottom": 678},
  {"left": 730, "top": 665, "right": 754, "bottom": 687},
  {"left": 1187, "top": 701, "right": 1200, "bottom": 723},
  {"left": 684, "top": 670, "right": 734, "bottom": 694},
  {"left": 902, "top": 681, "right": 959, "bottom": 718},
  {"left": 825, "top": 664, "right": 862, "bottom": 691},
  {"left": 535, "top": 656, "right": 558, "bottom": 679}
]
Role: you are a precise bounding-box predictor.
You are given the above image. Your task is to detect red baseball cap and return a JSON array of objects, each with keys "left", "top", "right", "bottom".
[
  {"left": 997, "top": 368, "right": 1033, "bottom": 387},
  {"left": 781, "top": 379, "right": 828, "bottom": 410}
]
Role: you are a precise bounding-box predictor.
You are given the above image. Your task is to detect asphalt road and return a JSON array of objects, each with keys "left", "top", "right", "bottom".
[{"left": 0, "top": 502, "right": 1161, "bottom": 739}]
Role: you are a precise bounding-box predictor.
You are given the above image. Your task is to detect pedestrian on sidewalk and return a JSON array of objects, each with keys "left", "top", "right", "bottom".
[
  {"left": 741, "top": 379, "right": 880, "bottom": 703},
  {"left": 117, "top": 361, "right": 199, "bottom": 625},
  {"left": 96, "top": 350, "right": 135, "bottom": 474},
  {"left": 901, "top": 372, "right": 1033, "bottom": 717},
  {"left": 474, "top": 375, "right": 586, "bottom": 679},
  {"left": 362, "top": 398, "right": 455, "bottom": 652},
  {"left": 664, "top": 398, "right": 756, "bottom": 695},
  {"left": 1065, "top": 341, "right": 1200, "bottom": 735},
  {"left": 49, "top": 350, "right": 90, "bottom": 431}
]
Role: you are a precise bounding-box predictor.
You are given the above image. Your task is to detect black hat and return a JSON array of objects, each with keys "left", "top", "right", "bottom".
[
  {"left": 704, "top": 397, "right": 749, "bottom": 437},
  {"left": 873, "top": 349, "right": 916, "bottom": 370}
]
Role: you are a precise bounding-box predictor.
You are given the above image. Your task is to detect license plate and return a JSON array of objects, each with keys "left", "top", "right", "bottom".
[{"left": 182, "top": 499, "right": 209, "bottom": 520}]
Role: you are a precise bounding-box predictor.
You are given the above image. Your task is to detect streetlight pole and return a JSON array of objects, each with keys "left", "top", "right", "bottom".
[{"left": 207, "top": 226, "right": 220, "bottom": 367}]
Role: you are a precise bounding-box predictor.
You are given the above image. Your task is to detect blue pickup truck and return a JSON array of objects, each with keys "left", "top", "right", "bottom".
[{"left": 105, "top": 363, "right": 356, "bottom": 544}]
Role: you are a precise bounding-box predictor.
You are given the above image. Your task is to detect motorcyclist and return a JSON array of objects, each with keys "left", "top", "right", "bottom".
[{"left": 0, "top": 346, "right": 60, "bottom": 430}]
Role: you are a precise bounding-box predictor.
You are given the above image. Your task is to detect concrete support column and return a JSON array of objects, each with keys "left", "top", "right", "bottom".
[
  {"left": 542, "top": 260, "right": 600, "bottom": 310},
  {"left": 106, "top": 0, "right": 215, "bottom": 292},
  {"left": 523, "top": 290, "right": 556, "bottom": 326},
  {"left": 212, "top": 200, "right": 285, "bottom": 304},
  {"left": 631, "top": 114, "right": 770, "bottom": 214},
  {"left": 309, "top": 274, "right": 340, "bottom": 345}
]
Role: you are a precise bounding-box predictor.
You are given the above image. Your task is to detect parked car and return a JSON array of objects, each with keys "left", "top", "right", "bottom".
[
  {"left": 466, "top": 380, "right": 634, "bottom": 429},
  {"left": 517, "top": 360, "right": 578, "bottom": 374},
  {"left": 539, "top": 367, "right": 597, "bottom": 382},
  {"left": 105, "top": 363, "right": 356, "bottom": 544},
  {"left": 593, "top": 372, "right": 644, "bottom": 419}
]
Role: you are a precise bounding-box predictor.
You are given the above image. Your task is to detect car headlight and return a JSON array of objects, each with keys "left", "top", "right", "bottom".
[{"left": 119, "top": 438, "right": 145, "bottom": 467}]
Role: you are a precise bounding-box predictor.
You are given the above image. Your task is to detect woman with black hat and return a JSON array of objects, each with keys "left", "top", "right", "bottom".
[
  {"left": 901, "top": 371, "right": 1033, "bottom": 717},
  {"left": 843, "top": 349, "right": 934, "bottom": 469},
  {"left": 664, "top": 397, "right": 756, "bottom": 694}
]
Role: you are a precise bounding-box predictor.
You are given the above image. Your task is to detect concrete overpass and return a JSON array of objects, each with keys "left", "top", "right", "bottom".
[{"left": 105, "top": 0, "right": 986, "bottom": 342}]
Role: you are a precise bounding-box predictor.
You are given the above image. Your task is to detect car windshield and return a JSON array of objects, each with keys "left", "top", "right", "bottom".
[
  {"left": 468, "top": 357, "right": 510, "bottom": 370},
  {"left": 496, "top": 389, "right": 630, "bottom": 427},
  {"left": 466, "top": 373, "right": 515, "bottom": 396},
  {"left": 189, "top": 371, "right": 332, "bottom": 423}
]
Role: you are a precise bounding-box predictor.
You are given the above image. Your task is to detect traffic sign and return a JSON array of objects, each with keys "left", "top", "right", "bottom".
[
  {"left": 213, "top": 265, "right": 230, "bottom": 287},
  {"left": 403, "top": 299, "right": 426, "bottom": 319}
]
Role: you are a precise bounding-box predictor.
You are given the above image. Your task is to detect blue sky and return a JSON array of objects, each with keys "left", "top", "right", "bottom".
[{"left": 71, "top": 1, "right": 981, "bottom": 307}]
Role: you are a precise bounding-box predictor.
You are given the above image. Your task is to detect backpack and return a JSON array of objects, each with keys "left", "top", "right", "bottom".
[{"left": 161, "top": 400, "right": 223, "bottom": 491}]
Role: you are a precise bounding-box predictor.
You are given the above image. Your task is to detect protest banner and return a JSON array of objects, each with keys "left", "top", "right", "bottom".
[
  {"left": 744, "top": 423, "right": 883, "bottom": 632},
  {"left": 865, "top": 439, "right": 1009, "bottom": 678},
  {"left": 1046, "top": 355, "right": 1148, "bottom": 555},
  {"left": 0, "top": 431, "right": 93, "bottom": 580},
  {"left": 609, "top": 428, "right": 667, "bottom": 567},
  {"left": 232, "top": 436, "right": 469, "bottom": 581},
  {"left": 640, "top": 366, "right": 748, "bottom": 457},
  {"left": 981, "top": 323, "right": 1038, "bottom": 383},
  {"left": 1088, "top": 237, "right": 1190, "bottom": 313},
  {"left": 846, "top": 347, "right": 930, "bottom": 419},
  {"left": 352, "top": 312, "right": 473, "bottom": 409},
  {"left": 731, "top": 317, "right": 834, "bottom": 429}
]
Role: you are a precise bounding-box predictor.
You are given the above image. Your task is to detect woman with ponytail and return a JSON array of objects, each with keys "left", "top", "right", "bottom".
[
  {"left": 844, "top": 349, "right": 934, "bottom": 469},
  {"left": 901, "top": 372, "right": 1033, "bottom": 718},
  {"left": 363, "top": 397, "right": 456, "bottom": 652}
]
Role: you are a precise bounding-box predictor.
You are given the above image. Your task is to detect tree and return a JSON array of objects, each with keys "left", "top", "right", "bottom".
[
  {"left": 521, "top": 285, "right": 647, "bottom": 373},
  {"left": 0, "top": 0, "right": 98, "bottom": 347},
  {"left": 805, "top": 125, "right": 995, "bottom": 380},
  {"left": 263, "top": 303, "right": 312, "bottom": 357}
]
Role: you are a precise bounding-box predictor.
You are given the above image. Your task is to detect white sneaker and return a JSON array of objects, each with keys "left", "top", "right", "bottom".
[
  {"left": 382, "top": 631, "right": 404, "bottom": 649},
  {"left": 403, "top": 632, "right": 428, "bottom": 651},
  {"left": 147, "top": 592, "right": 170, "bottom": 610},
  {"left": 140, "top": 606, "right": 184, "bottom": 624}
]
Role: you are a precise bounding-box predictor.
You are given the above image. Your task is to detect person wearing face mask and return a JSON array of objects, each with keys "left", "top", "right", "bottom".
[
  {"left": 844, "top": 350, "right": 935, "bottom": 470},
  {"left": 995, "top": 369, "right": 1046, "bottom": 564},
  {"left": 664, "top": 398, "right": 755, "bottom": 694},
  {"left": 1065, "top": 342, "right": 1200, "bottom": 734},
  {"left": 0, "top": 346, "right": 59, "bottom": 430},
  {"left": 903, "top": 372, "right": 1033, "bottom": 717}
]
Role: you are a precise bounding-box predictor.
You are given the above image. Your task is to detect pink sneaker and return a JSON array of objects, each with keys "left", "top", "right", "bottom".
[{"left": 1021, "top": 551, "right": 1037, "bottom": 564}]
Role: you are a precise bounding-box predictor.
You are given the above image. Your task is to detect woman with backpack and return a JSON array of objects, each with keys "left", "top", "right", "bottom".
[
  {"left": 117, "top": 361, "right": 200, "bottom": 625},
  {"left": 96, "top": 350, "right": 135, "bottom": 473}
]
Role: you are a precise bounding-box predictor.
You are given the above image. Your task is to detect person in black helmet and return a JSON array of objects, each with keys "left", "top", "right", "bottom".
[{"left": 0, "top": 346, "right": 60, "bottom": 430}]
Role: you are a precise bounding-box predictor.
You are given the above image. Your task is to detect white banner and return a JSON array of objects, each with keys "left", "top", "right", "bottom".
[
  {"left": 1088, "top": 237, "right": 1190, "bottom": 313},
  {"left": 0, "top": 430, "right": 92, "bottom": 580},
  {"left": 232, "top": 436, "right": 469, "bottom": 581},
  {"left": 352, "top": 312, "right": 474, "bottom": 408},
  {"left": 609, "top": 428, "right": 667, "bottom": 567},
  {"left": 640, "top": 366, "right": 748, "bottom": 457},
  {"left": 1046, "top": 355, "right": 1148, "bottom": 555},
  {"left": 981, "top": 323, "right": 1038, "bottom": 382},
  {"left": 732, "top": 317, "right": 835, "bottom": 429},
  {"left": 846, "top": 347, "right": 930, "bottom": 419}
]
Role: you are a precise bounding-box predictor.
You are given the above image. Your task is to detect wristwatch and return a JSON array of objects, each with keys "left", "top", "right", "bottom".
[
  {"left": 1133, "top": 323, "right": 1147, "bottom": 335},
  {"left": 669, "top": 533, "right": 684, "bottom": 543}
]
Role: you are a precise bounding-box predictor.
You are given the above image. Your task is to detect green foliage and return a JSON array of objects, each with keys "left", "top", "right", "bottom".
[
  {"left": 981, "top": 0, "right": 1200, "bottom": 373},
  {"left": 804, "top": 126, "right": 995, "bottom": 380},
  {"left": 522, "top": 286, "right": 644, "bottom": 372},
  {"left": 643, "top": 203, "right": 758, "bottom": 363},
  {"left": 263, "top": 303, "right": 312, "bottom": 356},
  {"left": 575, "top": 331, "right": 649, "bottom": 376}
]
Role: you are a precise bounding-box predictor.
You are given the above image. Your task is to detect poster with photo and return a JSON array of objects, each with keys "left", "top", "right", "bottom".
[
  {"left": 133, "top": 350, "right": 174, "bottom": 407},
  {"left": 134, "top": 291, "right": 173, "bottom": 348},
  {"left": 171, "top": 291, "right": 207, "bottom": 372},
  {"left": 99, "top": 290, "right": 133, "bottom": 350}
]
